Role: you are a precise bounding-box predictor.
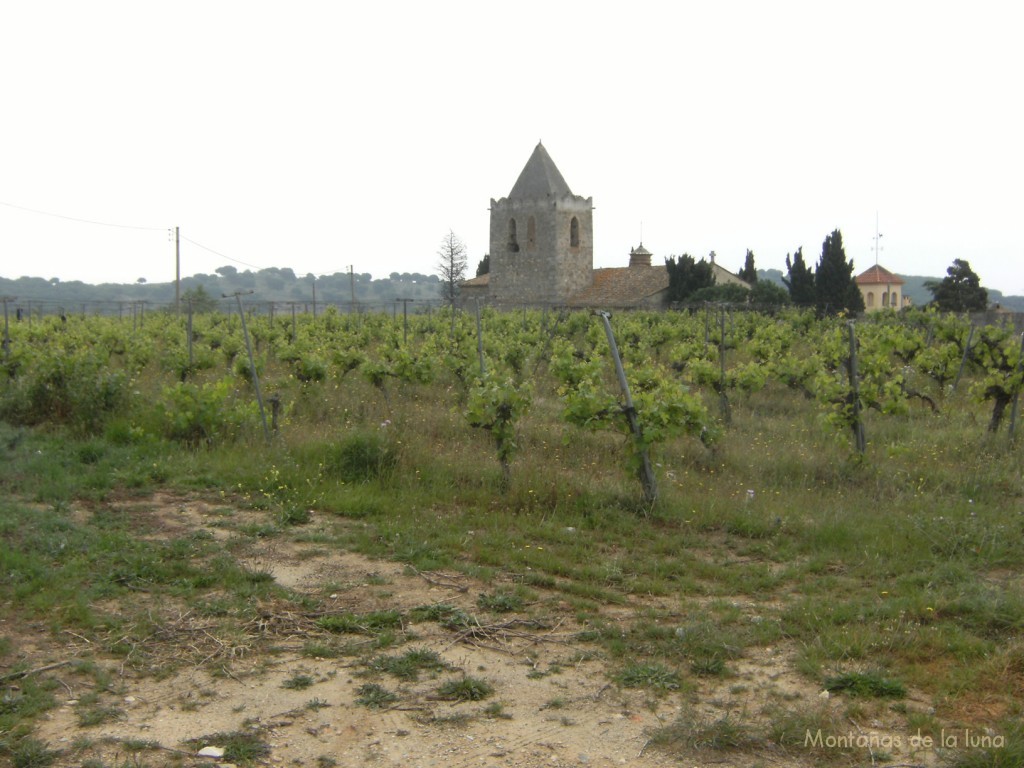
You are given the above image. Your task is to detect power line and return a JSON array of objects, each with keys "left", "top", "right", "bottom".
[
  {"left": 1, "top": 199, "right": 318, "bottom": 279},
  {"left": 180, "top": 236, "right": 267, "bottom": 271},
  {"left": 0, "top": 200, "right": 164, "bottom": 231}
]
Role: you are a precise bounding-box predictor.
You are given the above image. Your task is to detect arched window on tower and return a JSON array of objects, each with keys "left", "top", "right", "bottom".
[
  {"left": 570, "top": 217, "right": 579, "bottom": 248},
  {"left": 527, "top": 216, "right": 536, "bottom": 250},
  {"left": 507, "top": 218, "right": 519, "bottom": 252},
  {"left": 866, "top": 292, "right": 874, "bottom": 308}
]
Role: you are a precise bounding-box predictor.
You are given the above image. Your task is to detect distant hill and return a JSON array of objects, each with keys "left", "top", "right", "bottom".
[
  {"left": 757, "top": 269, "right": 1024, "bottom": 312},
  {"left": 0, "top": 268, "right": 449, "bottom": 315}
]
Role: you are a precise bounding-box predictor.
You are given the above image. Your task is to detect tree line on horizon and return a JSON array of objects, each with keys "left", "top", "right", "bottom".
[
  {"left": 661, "top": 228, "right": 998, "bottom": 315},
  {"left": 0, "top": 266, "right": 447, "bottom": 314},
  {"left": 0, "top": 227, "right": 1012, "bottom": 315}
]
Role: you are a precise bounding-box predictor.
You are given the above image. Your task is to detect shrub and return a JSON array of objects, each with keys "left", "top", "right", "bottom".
[
  {"left": 0, "top": 351, "right": 130, "bottom": 434},
  {"left": 320, "top": 431, "right": 398, "bottom": 483},
  {"left": 155, "top": 378, "right": 259, "bottom": 446}
]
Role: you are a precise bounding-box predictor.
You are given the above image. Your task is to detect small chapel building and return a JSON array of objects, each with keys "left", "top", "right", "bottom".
[
  {"left": 856, "top": 264, "right": 911, "bottom": 312},
  {"left": 460, "top": 142, "right": 747, "bottom": 309}
]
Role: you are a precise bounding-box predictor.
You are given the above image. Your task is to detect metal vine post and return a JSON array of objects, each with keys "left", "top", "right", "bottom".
[
  {"left": 595, "top": 311, "right": 658, "bottom": 504},
  {"left": 1007, "top": 332, "right": 1024, "bottom": 442},
  {"left": 225, "top": 291, "right": 270, "bottom": 442},
  {"left": 475, "top": 300, "right": 486, "bottom": 377},
  {"left": 847, "top": 321, "right": 866, "bottom": 454}
]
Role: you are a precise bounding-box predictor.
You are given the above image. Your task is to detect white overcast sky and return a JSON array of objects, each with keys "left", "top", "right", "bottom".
[{"left": 2, "top": 1, "right": 1022, "bottom": 294}]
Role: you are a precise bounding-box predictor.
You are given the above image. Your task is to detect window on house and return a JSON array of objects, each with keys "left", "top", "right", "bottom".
[
  {"left": 866, "top": 291, "right": 874, "bottom": 307},
  {"left": 882, "top": 291, "right": 889, "bottom": 307},
  {"left": 570, "top": 217, "right": 579, "bottom": 248},
  {"left": 507, "top": 218, "right": 519, "bottom": 252},
  {"left": 527, "top": 216, "right": 536, "bottom": 249}
]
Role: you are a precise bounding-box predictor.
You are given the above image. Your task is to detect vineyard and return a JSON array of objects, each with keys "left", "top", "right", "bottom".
[{"left": 1, "top": 303, "right": 1023, "bottom": 767}]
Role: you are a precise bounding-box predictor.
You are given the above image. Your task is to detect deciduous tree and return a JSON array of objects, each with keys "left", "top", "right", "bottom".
[{"left": 436, "top": 230, "right": 468, "bottom": 308}]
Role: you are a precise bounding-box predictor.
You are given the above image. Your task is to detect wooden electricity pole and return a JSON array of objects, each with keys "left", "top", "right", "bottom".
[{"left": 0, "top": 296, "right": 14, "bottom": 361}]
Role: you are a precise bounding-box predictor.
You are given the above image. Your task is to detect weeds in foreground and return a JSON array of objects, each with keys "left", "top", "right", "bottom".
[
  {"left": 649, "top": 711, "right": 761, "bottom": 751},
  {"left": 281, "top": 673, "right": 315, "bottom": 690},
  {"left": 365, "top": 648, "right": 449, "bottom": 681},
  {"left": 354, "top": 683, "right": 397, "bottom": 709},
  {"left": 184, "top": 730, "right": 270, "bottom": 765},
  {"left": 435, "top": 676, "right": 493, "bottom": 702},
  {"left": 3, "top": 737, "right": 59, "bottom": 768},
  {"left": 614, "top": 662, "right": 682, "bottom": 692},
  {"left": 824, "top": 670, "right": 906, "bottom": 699}
]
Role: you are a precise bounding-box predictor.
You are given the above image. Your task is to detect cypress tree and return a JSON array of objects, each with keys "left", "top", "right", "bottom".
[
  {"left": 783, "top": 247, "right": 815, "bottom": 306},
  {"left": 739, "top": 249, "right": 758, "bottom": 284},
  {"left": 813, "top": 229, "right": 864, "bottom": 315}
]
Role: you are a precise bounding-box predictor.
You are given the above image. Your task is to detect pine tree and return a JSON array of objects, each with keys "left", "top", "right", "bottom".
[
  {"left": 665, "top": 254, "right": 714, "bottom": 303},
  {"left": 783, "top": 247, "right": 815, "bottom": 306},
  {"left": 925, "top": 259, "right": 988, "bottom": 312},
  {"left": 813, "top": 229, "right": 864, "bottom": 315}
]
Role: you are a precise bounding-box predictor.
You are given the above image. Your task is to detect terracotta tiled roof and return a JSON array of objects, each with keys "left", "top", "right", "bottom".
[
  {"left": 856, "top": 264, "right": 905, "bottom": 285},
  {"left": 566, "top": 266, "right": 669, "bottom": 308}
]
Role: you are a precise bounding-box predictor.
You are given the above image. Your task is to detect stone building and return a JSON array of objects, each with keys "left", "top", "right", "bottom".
[
  {"left": 856, "top": 264, "right": 910, "bottom": 311},
  {"left": 460, "top": 142, "right": 593, "bottom": 307},
  {"left": 459, "top": 143, "right": 747, "bottom": 309}
]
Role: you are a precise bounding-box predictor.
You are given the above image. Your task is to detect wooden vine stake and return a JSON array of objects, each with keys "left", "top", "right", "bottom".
[
  {"left": 596, "top": 311, "right": 658, "bottom": 504},
  {"left": 848, "top": 321, "right": 866, "bottom": 454}
]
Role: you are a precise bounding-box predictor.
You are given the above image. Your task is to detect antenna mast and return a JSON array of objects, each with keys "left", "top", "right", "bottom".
[{"left": 873, "top": 212, "right": 883, "bottom": 267}]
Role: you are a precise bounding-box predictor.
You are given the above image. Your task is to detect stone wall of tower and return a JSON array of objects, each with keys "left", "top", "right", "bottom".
[{"left": 488, "top": 195, "right": 593, "bottom": 306}]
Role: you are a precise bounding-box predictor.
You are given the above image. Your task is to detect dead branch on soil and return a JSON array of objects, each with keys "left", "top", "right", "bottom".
[
  {"left": 0, "top": 660, "right": 71, "bottom": 683},
  {"left": 411, "top": 567, "right": 470, "bottom": 593},
  {"left": 100, "top": 602, "right": 324, "bottom": 672},
  {"left": 444, "top": 617, "right": 575, "bottom": 655}
]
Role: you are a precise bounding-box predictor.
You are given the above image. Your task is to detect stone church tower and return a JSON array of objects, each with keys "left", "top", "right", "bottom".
[{"left": 488, "top": 143, "right": 593, "bottom": 306}]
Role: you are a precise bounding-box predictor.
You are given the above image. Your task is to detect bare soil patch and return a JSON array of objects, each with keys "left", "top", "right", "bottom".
[{"left": 10, "top": 493, "right": 946, "bottom": 767}]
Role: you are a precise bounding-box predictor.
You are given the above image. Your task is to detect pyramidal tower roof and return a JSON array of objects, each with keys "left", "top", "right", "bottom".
[{"left": 508, "top": 142, "right": 573, "bottom": 199}]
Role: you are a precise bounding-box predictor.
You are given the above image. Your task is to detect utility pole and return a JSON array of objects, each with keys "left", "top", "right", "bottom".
[
  {"left": 396, "top": 297, "right": 414, "bottom": 344},
  {"left": 0, "top": 296, "right": 15, "bottom": 361},
  {"left": 311, "top": 276, "right": 317, "bottom": 319},
  {"left": 349, "top": 265, "right": 356, "bottom": 314}
]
